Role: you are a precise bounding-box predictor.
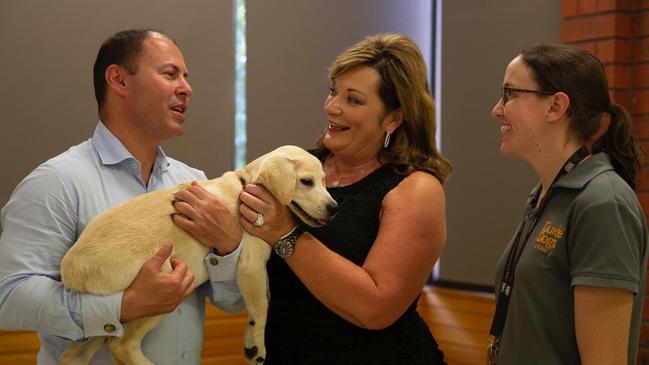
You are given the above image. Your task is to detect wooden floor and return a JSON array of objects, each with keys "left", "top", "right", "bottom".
[
  {"left": 419, "top": 286, "right": 495, "bottom": 365},
  {"left": 0, "top": 286, "right": 495, "bottom": 365}
]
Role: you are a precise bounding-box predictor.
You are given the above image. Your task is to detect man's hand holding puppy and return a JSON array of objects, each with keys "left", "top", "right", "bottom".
[{"left": 120, "top": 244, "right": 195, "bottom": 321}]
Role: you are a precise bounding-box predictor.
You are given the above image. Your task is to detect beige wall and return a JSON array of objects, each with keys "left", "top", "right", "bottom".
[
  {"left": 0, "top": 1, "right": 563, "bottom": 288},
  {"left": 439, "top": 0, "right": 561, "bottom": 286},
  {"left": 246, "top": 0, "right": 433, "bottom": 159},
  {"left": 0, "top": 1, "right": 234, "bottom": 205}
]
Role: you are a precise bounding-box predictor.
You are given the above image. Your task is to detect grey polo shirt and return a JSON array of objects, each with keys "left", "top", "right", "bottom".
[{"left": 494, "top": 152, "right": 648, "bottom": 365}]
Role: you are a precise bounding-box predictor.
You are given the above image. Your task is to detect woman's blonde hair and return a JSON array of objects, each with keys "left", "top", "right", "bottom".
[{"left": 316, "top": 33, "right": 452, "bottom": 182}]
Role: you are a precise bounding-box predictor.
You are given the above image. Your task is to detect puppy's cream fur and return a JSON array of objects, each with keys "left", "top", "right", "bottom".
[{"left": 60, "top": 145, "right": 337, "bottom": 365}]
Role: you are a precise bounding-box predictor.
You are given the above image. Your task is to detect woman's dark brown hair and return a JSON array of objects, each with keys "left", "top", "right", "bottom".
[{"left": 522, "top": 43, "right": 644, "bottom": 188}]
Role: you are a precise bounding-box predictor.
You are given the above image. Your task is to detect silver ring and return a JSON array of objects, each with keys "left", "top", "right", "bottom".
[{"left": 254, "top": 212, "right": 265, "bottom": 227}]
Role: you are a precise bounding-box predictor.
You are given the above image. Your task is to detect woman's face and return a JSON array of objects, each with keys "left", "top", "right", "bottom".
[
  {"left": 322, "top": 66, "right": 400, "bottom": 161},
  {"left": 491, "top": 55, "right": 553, "bottom": 159}
]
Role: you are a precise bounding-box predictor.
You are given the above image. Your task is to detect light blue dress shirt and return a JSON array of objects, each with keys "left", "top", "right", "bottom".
[{"left": 0, "top": 122, "right": 244, "bottom": 364}]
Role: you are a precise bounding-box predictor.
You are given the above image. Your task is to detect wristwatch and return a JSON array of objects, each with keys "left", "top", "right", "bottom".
[{"left": 273, "top": 225, "right": 305, "bottom": 259}]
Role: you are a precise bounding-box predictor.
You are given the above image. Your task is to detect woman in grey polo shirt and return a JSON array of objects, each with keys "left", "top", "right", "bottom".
[{"left": 488, "top": 43, "right": 647, "bottom": 365}]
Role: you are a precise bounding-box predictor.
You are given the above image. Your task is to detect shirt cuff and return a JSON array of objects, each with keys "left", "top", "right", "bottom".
[
  {"left": 80, "top": 291, "right": 125, "bottom": 337},
  {"left": 204, "top": 239, "right": 242, "bottom": 281}
]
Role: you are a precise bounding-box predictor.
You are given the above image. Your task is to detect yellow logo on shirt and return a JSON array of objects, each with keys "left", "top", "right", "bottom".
[{"left": 533, "top": 221, "right": 564, "bottom": 253}]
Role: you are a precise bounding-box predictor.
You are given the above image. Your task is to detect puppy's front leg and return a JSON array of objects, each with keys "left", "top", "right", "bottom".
[{"left": 237, "top": 234, "right": 272, "bottom": 365}]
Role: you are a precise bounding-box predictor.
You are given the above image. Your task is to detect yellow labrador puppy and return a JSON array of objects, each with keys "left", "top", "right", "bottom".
[{"left": 60, "top": 145, "right": 337, "bottom": 365}]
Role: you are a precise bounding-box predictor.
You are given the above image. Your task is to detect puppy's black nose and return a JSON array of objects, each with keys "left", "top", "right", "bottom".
[{"left": 327, "top": 202, "right": 339, "bottom": 217}]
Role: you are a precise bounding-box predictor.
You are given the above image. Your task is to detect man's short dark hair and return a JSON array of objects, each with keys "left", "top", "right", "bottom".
[{"left": 93, "top": 29, "right": 168, "bottom": 111}]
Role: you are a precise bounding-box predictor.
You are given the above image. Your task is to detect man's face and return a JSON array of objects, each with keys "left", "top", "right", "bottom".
[{"left": 125, "top": 34, "right": 193, "bottom": 145}]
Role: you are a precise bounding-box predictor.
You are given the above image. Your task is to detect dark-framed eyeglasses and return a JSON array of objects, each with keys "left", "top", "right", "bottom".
[{"left": 501, "top": 87, "right": 555, "bottom": 106}]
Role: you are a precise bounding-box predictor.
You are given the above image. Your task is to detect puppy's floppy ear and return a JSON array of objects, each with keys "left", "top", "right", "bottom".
[{"left": 252, "top": 155, "right": 296, "bottom": 206}]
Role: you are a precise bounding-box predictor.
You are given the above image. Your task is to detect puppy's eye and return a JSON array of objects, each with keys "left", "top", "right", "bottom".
[{"left": 300, "top": 178, "right": 313, "bottom": 186}]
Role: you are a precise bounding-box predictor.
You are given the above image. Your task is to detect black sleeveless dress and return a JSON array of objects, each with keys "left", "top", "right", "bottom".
[{"left": 264, "top": 163, "right": 446, "bottom": 365}]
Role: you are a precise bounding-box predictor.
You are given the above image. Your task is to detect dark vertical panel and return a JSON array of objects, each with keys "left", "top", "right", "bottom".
[
  {"left": 246, "top": 0, "right": 432, "bottom": 160},
  {"left": 439, "top": 0, "right": 561, "bottom": 287},
  {"left": 0, "top": 1, "right": 234, "bottom": 206}
]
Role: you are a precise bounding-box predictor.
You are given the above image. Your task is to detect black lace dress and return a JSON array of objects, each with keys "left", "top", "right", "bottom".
[{"left": 264, "top": 164, "right": 446, "bottom": 365}]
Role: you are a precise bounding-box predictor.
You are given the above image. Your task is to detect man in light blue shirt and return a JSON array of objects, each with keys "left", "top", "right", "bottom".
[{"left": 0, "top": 29, "right": 244, "bottom": 364}]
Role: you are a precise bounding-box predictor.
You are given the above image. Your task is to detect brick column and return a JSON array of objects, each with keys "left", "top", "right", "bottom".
[{"left": 561, "top": 1, "right": 649, "bottom": 363}]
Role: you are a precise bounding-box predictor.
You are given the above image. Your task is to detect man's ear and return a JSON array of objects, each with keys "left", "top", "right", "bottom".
[
  {"left": 547, "top": 92, "right": 570, "bottom": 123},
  {"left": 105, "top": 65, "right": 129, "bottom": 97}
]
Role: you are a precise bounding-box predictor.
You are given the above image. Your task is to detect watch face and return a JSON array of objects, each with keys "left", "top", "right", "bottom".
[
  {"left": 275, "top": 239, "right": 294, "bottom": 258},
  {"left": 274, "top": 226, "right": 304, "bottom": 259}
]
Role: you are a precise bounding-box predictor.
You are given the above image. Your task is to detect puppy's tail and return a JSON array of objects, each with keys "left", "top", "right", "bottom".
[{"left": 60, "top": 336, "right": 106, "bottom": 365}]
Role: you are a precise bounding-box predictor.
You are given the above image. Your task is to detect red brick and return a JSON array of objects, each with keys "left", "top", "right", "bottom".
[
  {"left": 640, "top": 0, "right": 649, "bottom": 10},
  {"left": 639, "top": 194, "right": 649, "bottom": 223},
  {"left": 610, "top": 89, "right": 633, "bottom": 110},
  {"left": 598, "top": 0, "right": 636, "bottom": 12},
  {"left": 637, "top": 169, "right": 649, "bottom": 190},
  {"left": 633, "top": 91, "right": 649, "bottom": 114},
  {"left": 577, "top": 41, "right": 597, "bottom": 54},
  {"left": 580, "top": 0, "right": 598, "bottom": 14},
  {"left": 561, "top": 13, "right": 632, "bottom": 43},
  {"left": 638, "top": 190, "right": 649, "bottom": 208},
  {"left": 641, "top": 322, "right": 649, "bottom": 348},
  {"left": 562, "top": 18, "right": 591, "bottom": 42},
  {"left": 621, "top": 0, "right": 637, "bottom": 11},
  {"left": 562, "top": 0, "right": 579, "bottom": 17},
  {"left": 635, "top": 64, "right": 649, "bottom": 88},
  {"left": 596, "top": 38, "right": 632, "bottom": 63},
  {"left": 595, "top": 13, "right": 633, "bottom": 38},
  {"left": 638, "top": 345, "right": 649, "bottom": 365},
  {"left": 635, "top": 38, "right": 649, "bottom": 62},
  {"left": 633, "top": 117, "right": 649, "bottom": 140},
  {"left": 598, "top": 0, "right": 612, "bottom": 11},
  {"left": 635, "top": 12, "right": 649, "bottom": 36},
  {"left": 605, "top": 64, "right": 633, "bottom": 88}
]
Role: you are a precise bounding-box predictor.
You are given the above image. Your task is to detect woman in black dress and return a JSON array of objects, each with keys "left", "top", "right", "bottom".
[{"left": 239, "top": 33, "right": 451, "bottom": 364}]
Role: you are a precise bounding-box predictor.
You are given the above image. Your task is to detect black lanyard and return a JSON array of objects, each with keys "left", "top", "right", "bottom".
[{"left": 489, "top": 147, "right": 589, "bottom": 339}]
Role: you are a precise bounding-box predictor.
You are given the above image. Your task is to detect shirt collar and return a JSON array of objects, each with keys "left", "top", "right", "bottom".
[
  {"left": 527, "top": 152, "right": 614, "bottom": 201},
  {"left": 553, "top": 152, "right": 614, "bottom": 189},
  {"left": 90, "top": 121, "right": 170, "bottom": 173}
]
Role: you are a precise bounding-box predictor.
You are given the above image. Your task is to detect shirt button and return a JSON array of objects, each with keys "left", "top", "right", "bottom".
[
  {"left": 131, "top": 163, "right": 137, "bottom": 169},
  {"left": 209, "top": 257, "right": 219, "bottom": 266},
  {"left": 103, "top": 323, "right": 116, "bottom": 333}
]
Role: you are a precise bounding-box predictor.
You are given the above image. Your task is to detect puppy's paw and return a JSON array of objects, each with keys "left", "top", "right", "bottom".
[{"left": 244, "top": 346, "right": 257, "bottom": 359}]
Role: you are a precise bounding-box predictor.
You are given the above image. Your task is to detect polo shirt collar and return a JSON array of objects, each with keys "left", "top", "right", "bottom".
[
  {"left": 90, "top": 121, "right": 170, "bottom": 173},
  {"left": 553, "top": 152, "right": 614, "bottom": 189}
]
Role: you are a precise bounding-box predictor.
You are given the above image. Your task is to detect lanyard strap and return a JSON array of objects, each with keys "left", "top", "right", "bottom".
[{"left": 489, "top": 147, "right": 588, "bottom": 338}]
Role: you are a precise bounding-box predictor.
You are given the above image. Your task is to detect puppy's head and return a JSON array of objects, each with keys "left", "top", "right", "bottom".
[{"left": 253, "top": 146, "right": 337, "bottom": 227}]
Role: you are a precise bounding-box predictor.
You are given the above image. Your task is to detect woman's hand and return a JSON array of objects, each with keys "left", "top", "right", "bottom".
[
  {"left": 239, "top": 184, "right": 297, "bottom": 246},
  {"left": 172, "top": 181, "right": 242, "bottom": 255}
]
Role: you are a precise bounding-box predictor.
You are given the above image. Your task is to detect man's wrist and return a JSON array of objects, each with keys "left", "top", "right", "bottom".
[
  {"left": 120, "top": 289, "right": 133, "bottom": 321},
  {"left": 213, "top": 237, "right": 242, "bottom": 257}
]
